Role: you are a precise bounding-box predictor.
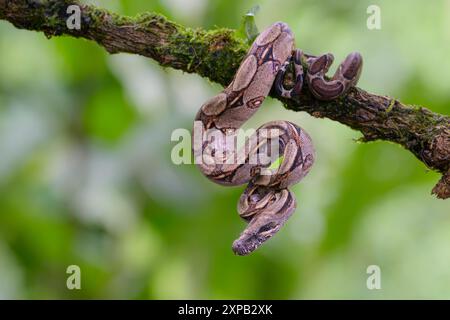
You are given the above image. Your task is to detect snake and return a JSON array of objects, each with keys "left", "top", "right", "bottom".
[{"left": 192, "top": 22, "right": 363, "bottom": 255}]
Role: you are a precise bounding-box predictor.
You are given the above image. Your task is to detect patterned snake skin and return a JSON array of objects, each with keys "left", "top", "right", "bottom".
[{"left": 193, "top": 22, "right": 363, "bottom": 255}]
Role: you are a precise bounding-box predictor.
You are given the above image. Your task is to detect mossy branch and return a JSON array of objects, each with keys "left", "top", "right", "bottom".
[{"left": 1, "top": 0, "right": 449, "bottom": 198}]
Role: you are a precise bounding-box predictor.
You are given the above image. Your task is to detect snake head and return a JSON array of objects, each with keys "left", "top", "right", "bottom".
[{"left": 232, "top": 186, "right": 296, "bottom": 255}]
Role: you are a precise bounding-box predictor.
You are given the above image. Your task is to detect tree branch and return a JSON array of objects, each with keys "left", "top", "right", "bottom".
[{"left": 1, "top": 0, "right": 449, "bottom": 198}]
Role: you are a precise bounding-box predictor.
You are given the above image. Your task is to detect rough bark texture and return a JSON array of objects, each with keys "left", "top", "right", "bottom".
[{"left": 1, "top": 0, "right": 449, "bottom": 198}]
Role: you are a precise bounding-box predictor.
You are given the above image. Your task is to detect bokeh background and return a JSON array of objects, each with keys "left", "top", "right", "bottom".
[{"left": 0, "top": 0, "right": 449, "bottom": 299}]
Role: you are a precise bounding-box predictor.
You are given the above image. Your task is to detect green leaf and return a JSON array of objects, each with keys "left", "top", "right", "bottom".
[{"left": 238, "top": 5, "right": 260, "bottom": 44}]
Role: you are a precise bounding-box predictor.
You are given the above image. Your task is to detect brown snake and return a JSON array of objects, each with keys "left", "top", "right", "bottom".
[{"left": 192, "top": 22, "right": 363, "bottom": 255}]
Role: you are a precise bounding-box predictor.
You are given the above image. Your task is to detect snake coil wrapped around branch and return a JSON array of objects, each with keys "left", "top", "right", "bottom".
[{"left": 193, "top": 22, "right": 363, "bottom": 255}]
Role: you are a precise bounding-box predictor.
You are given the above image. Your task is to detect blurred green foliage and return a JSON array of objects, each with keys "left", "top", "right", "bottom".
[{"left": 0, "top": 0, "right": 449, "bottom": 299}]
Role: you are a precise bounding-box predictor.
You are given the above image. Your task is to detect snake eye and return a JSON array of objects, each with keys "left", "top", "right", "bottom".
[{"left": 258, "top": 222, "right": 278, "bottom": 234}]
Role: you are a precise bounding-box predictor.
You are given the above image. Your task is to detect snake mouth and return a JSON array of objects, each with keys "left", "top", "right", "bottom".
[{"left": 231, "top": 221, "right": 281, "bottom": 256}]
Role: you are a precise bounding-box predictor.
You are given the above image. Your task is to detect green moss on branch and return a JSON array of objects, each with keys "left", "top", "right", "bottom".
[{"left": 0, "top": 0, "right": 449, "bottom": 198}]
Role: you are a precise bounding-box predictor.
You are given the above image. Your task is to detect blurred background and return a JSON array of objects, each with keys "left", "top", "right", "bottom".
[{"left": 0, "top": 0, "right": 449, "bottom": 299}]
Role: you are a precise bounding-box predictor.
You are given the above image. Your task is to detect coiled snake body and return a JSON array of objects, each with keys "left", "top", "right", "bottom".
[{"left": 193, "top": 22, "right": 362, "bottom": 255}]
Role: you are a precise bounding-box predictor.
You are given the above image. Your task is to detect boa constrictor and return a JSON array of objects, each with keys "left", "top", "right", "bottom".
[{"left": 193, "top": 22, "right": 362, "bottom": 255}]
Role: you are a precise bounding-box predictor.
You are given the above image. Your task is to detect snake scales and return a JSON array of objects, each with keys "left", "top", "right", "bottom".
[{"left": 193, "top": 22, "right": 363, "bottom": 255}]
